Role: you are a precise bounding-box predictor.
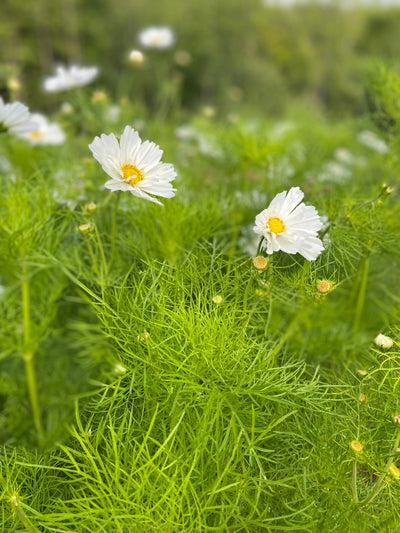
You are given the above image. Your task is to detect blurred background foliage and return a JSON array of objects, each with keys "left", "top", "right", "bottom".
[{"left": 2, "top": 0, "right": 400, "bottom": 118}]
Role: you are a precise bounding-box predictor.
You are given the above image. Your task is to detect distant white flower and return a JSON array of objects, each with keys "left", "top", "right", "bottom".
[
  {"left": 253, "top": 187, "right": 324, "bottom": 261},
  {"left": 43, "top": 64, "right": 99, "bottom": 92},
  {"left": 334, "top": 147, "right": 354, "bottom": 165},
  {"left": 0, "top": 97, "right": 36, "bottom": 137},
  {"left": 106, "top": 105, "right": 121, "bottom": 123},
  {"left": 318, "top": 161, "right": 352, "bottom": 184},
  {"left": 89, "top": 125, "right": 177, "bottom": 206},
  {"left": 175, "top": 124, "right": 198, "bottom": 140},
  {"left": 20, "top": 113, "right": 66, "bottom": 145},
  {"left": 357, "top": 130, "right": 389, "bottom": 154},
  {"left": 138, "top": 26, "right": 175, "bottom": 49}
]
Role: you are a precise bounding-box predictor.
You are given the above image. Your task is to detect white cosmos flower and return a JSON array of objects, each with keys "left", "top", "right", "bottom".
[
  {"left": 0, "top": 97, "right": 37, "bottom": 137},
  {"left": 357, "top": 130, "right": 389, "bottom": 154},
  {"left": 43, "top": 64, "right": 99, "bottom": 92},
  {"left": 20, "top": 113, "right": 66, "bottom": 145},
  {"left": 253, "top": 187, "right": 324, "bottom": 261},
  {"left": 138, "top": 26, "right": 175, "bottom": 49},
  {"left": 89, "top": 126, "right": 177, "bottom": 206}
]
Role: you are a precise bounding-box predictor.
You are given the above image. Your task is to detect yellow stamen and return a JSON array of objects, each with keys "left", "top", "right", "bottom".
[
  {"left": 121, "top": 163, "right": 144, "bottom": 185},
  {"left": 267, "top": 217, "right": 285, "bottom": 234},
  {"left": 30, "top": 131, "right": 43, "bottom": 139}
]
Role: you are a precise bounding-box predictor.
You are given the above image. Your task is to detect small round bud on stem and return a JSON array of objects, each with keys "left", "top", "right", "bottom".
[
  {"left": 389, "top": 464, "right": 400, "bottom": 478},
  {"left": 350, "top": 440, "right": 363, "bottom": 453},
  {"left": 317, "top": 280, "right": 332, "bottom": 293},
  {"left": 129, "top": 50, "right": 145, "bottom": 65},
  {"left": 374, "top": 333, "right": 393, "bottom": 350},
  {"left": 78, "top": 223, "right": 92, "bottom": 234},
  {"left": 253, "top": 256, "right": 268, "bottom": 271},
  {"left": 212, "top": 295, "right": 223, "bottom": 305}
]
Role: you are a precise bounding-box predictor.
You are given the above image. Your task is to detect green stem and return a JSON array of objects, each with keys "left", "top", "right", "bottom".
[
  {"left": 352, "top": 460, "right": 359, "bottom": 503},
  {"left": 359, "top": 428, "right": 400, "bottom": 506},
  {"left": 93, "top": 224, "right": 108, "bottom": 282},
  {"left": 352, "top": 255, "right": 370, "bottom": 340},
  {"left": 243, "top": 272, "right": 254, "bottom": 316},
  {"left": 108, "top": 193, "right": 120, "bottom": 276},
  {"left": 256, "top": 236, "right": 264, "bottom": 256},
  {"left": 22, "top": 274, "right": 44, "bottom": 441}
]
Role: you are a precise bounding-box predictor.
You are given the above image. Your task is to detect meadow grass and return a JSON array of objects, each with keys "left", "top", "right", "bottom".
[{"left": 0, "top": 97, "right": 400, "bottom": 532}]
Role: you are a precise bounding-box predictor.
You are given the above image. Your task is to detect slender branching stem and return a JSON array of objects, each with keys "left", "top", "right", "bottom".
[
  {"left": 108, "top": 193, "right": 120, "bottom": 276},
  {"left": 352, "top": 460, "right": 359, "bottom": 503},
  {"left": 352, "top": 254, "right": 370, "bottom": 340},
  {"left": 22, "top": 270, "right": 44, "bottom": 441}
]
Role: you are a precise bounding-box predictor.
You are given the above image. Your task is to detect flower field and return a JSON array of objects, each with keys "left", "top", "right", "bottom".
[{"left": 1, "top": 3, "right": 400, "bottom": 531}]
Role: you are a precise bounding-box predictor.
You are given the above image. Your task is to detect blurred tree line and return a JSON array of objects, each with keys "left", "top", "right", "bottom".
[{"left": 1, "top": 0, "right": 400, "bottom": 117}]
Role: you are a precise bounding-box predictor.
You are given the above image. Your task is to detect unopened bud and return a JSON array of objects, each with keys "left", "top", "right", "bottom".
[
  {"left": 389, "top": 464, "right": 400, "bottom": 478},
  {"left": 129, "top": 50, "right": 145, "bottom": 65},
  {"left": 317, "top": 280, "right": 332, "bottom": 293},
  {"left": 374, "top": 333, "right": 393, "bottom": 350},
  {"left": 212, "top": 295, "right": 223, "bottom": 305},
  {"left": 350, "top": 440, "right": 363, "bottom": 453},
  {"left": 85, "top": 202, "right": 97, "bottom": 212},
  {"left": 78, "top": 223, "right": 92, "bottom": 234},
  {"left": 253, "top": 256, "right": 268, "bottom": 271}
]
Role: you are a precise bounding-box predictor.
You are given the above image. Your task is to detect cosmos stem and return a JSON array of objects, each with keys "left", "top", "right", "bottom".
[
  {"left": 352, "top": 461, "right": 359, "bottom": 503},
  {"left": 21, "top": 271, "right": 44, "bottom": 442},
  {"left": 352, "top": 253, "right": 370, "bottom": 340},
  {"left": 108, "top": 193, "right": 120, "bottom": 277}
]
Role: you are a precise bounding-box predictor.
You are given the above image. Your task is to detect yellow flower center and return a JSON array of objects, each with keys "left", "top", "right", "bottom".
[
  {"left": 267, "top": 217, "right": 285, "bottom": 234},
  {"left": 30, "top": 131, "right": 43, "bottom": 139},
  {"left": 121, "top": 163, "right": 144, "bottom": 185}
]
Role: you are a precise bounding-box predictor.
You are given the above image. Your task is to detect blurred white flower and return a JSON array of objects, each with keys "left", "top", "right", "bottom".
[
  {"left": 174, "top": 124, "right": 198, "bottom": 140},
  {"left": 43, "top": 64, "right": 99, "bottom": 92},
  {"left": 20, "top": 113, "right": 66, "bottom": 145},
  {"left": 129, "top": 50, "right": 145, "bottom": 65},
  {"left": 89, "top": 125, "right": 177, "bottom": 206},
  {"left": 138, "top": 26, "right": 175, "bottom": 49},
  {"left": 106, "top": 105, "right": 121, "bottom": 123},
  {"left": 318, "top": 161, "right": 352, "bottom": 184},
  {"left": 0, "top": 97, "right": 36, "bottom": 137},
  {"left": 357, "top": 130, "right": 389, "bottom": 154},
  {"left": 60, "top": 102, "right": 74, "bottom": 115},
  {"left": 334, "top": 147, "right": 354, "bottom": 165},
  {"left": 253, "top": 187, "right": 324, "bottom": 261},
  {"left": 0, "top": 285, "right": 5, "bottom": 299}
]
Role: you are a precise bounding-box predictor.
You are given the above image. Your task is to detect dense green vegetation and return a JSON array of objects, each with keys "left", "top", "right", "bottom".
[{"left": 1, "top": 1, "right": 400, "bottom": 531}]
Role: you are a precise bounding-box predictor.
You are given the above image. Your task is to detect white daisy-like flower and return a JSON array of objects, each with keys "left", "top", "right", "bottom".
[
  {"left": 357, "top": 130, "right": 389, "bottom": 154},
  {"left": 43, "top": 64, "right": 99, "bottom": 92},
  {"left": 0, "top": 97, "right": 37, "bottom": 137},
  {"left": 20, "top": 113, "right": 66, "bottom": 145},
  {"left": 253, "top": 187, "right": 324, "bottom": 261},
  {"left": 89, "top": 125, "right": 177, "bottom": 206},
  {"left": 138, "top": 26, "right": 175, "bottom": 49}
]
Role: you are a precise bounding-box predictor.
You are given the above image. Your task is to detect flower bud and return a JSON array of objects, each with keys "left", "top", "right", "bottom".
[
  {"left": 212, "top": 295, "right": 223, "bottom": 305},
  {"left": 253, "top": 256, "right": 268, "bottom": 271},
  {"left": 316, "top": 280, "right": 332, "bottom": 293},
  {"left": 78, "top": 223, "right": 92, "bottom": 234},
  {"left": 350, "top": 440, "right": 363, "bottom": 453},
  {"left": 389, "top": 464, "right": 400, "bottom": 478},
  {"left": 374, "top": 333, "right": 393, "bottom": 350},
  {"left": 129, "top": 50, "right": 145, "bottom": 65}
]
